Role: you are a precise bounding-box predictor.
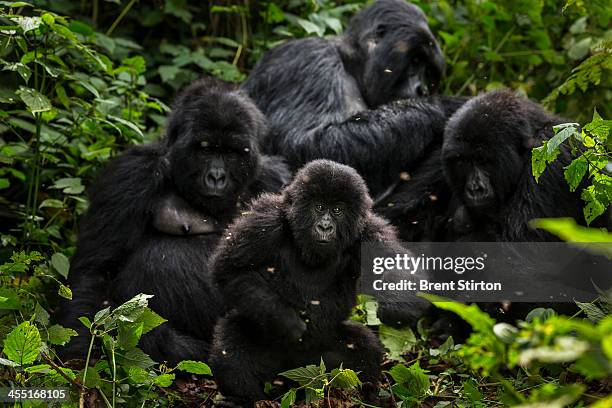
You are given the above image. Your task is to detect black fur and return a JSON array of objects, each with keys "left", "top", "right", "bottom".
[
  {"left": 209, "top": 160, "right": 401, "bottom": 406},
  {"left": 441, "top": 89, "right": 588, "bottom": 241},
  {"left": 59, "top": 79, "right": 291, "bottom": 363},
  {"left": 242, "top": 0, "right": 468, "bottom": 241},
  {"left": 242, "top": 1, "right": 462, "bottom": 197}
]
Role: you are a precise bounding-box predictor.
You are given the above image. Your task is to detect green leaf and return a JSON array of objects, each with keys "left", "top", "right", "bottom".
[
  {"left": 519, "top": 336, "right": 589, "bottom": 365},
  {"left": 51, "top": 253, "right": 70, "bottom": 278},
  {"left": 34, "top": 303, "right": 50, "bottom": 325},
  {"left": 159, "top": 65, "right": 181, "bottom": 82},
  {"left": 388, "top": 362, "right": 430, "bottom": 399},
  {"left": 575, "top": 302, "right": 607, "bottom": 323},
  {"left": 419, "top": 294, "right": 495, "bottom": 332},
  {"left": 280, "top": 388, "right": 296, "bottom": 408},
  {"left": 279, "top": 364, "right": 321, "bottom": 385},
  {"left": 1, "top": 2, "right": 34, "bottom": 7},
  {"left": 112, "top": 293, "right": 153, "bottom": 324},
  {"left": 117, "top": 322, "right": 143, "bottom": 350},
  {"left": 548, "top": 123, "right": 578, "bottom": 155},
  {"left": 568, "top": 37, "right": 592, "bottom": 60},
  {"left": 430, "top": 335, "right": 454, "bottom": 357},
  {"left": 94, "top": 307, "right": 111, "bottom": 324},
  {"left": 58, "top": 284, "right": 72, "bottom": 300},
  {"left": 39, "top": 199, "right": 64, "bottom": 209},
  {"left": 107, "top": 115, "right": 144, "bottom": 138},
  {"left": 14, "top": 16, "right": 40, "bottom": 33},
  {"left": 0, "top": 287, "right": 20, "bottom": 310},
  {"left": 68, "top": 20, "right": 93, "bottom": 36},
  {"left": 531, "top": 145, "right": 547, "bottom": 181},
  {"left": 564, "top": 157, "right": 588, "bottom": 192},
  {"left": 602, "top": 334, "right": 612, "bottom": 361},
  {"left": 3, "top": 321, "right": 42, "bottom": 365},
  {"left": 24, "top": 364, "right": 51, "bottom": 373},
  {"left": 127, "top": 366, "right": 150, "bottom": 384},
  {"left": 176, "top": 360, "right": 212, "bottom": 375},
  {"left": 463, "top": 378, "right": 484, "bottom": 406},
  {"left": 16, "top": 86, "right": 51, "bottom": 114},
  {"left": 52, "top": 177, "right": 85, "bottom": 195},
  {"left": 0, "top": 357, "right": 20, "bottom": 367},
  {"left": 120, "top": 348, "right": 155, "bottom": 369},
  {"left": 378, "top": 324, "right": 416, "bottom": 361},
  {"left": 55, "top": 84, "right": 70, "bottom": 109},
  {"left": 153, "top": 373, "right": 175, "bottom": 387},
  {"left": 47, "top": 324, "right": 77, "bottom": 346},
  {"left": 531, "top": 218, "right": 612, "bottom": 246},
  {"left": 329, "top": 368, "right": 361, "bottom": 389},
  {"left": 78, "top": 316, "right": 92, "bottom": 329},
  {"left": 136, "top": 309, "right": 167, "bottom": 334},
  {"left": 1, "top": 60, "right": 31, "bottom": 83},
  {"left": 120, "top": 56, "right": 146, "bottom": 75},
  {"left": 525, "top": 307, "right": 556, "bottom": 322},
  {"left": 572, "top": 352, "right": 610, "bottom": 380},
  {"left": 76, "top": 80, "right": 100, "bottom": 98},
  {"left": 296, "top": 18, "right": 321, "bottom": 35},
  {"left": 0, "top": 178, "right": 9, "bottom": 189}
]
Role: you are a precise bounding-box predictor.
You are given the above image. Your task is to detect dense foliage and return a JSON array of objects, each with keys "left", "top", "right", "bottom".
[{"left": 0, "top": 0, "right": 610, "bottom": 407}]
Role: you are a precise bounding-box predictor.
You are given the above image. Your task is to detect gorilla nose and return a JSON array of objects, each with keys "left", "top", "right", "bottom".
[
  {"left": 466, "top": 181, "right": 489, "bottom": 203},
  {"left": 316, "top": 221, "right": 334, "bottom": 235},
  {"left": 205, "top": 168, "right": 227, "bottom": 190},
  {"left": 466, "top": 182, "right": 484, "bottom": 197},
  {"left": 414, "top": 82, "right": 429, "bottom": 97}
]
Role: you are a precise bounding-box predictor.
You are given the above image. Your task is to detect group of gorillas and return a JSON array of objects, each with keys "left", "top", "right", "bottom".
[{"left": 58, "top": 1, "right": 607, "bottom": 406}]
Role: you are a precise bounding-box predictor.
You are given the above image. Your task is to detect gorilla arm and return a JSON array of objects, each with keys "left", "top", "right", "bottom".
[
  {"left": 211, "top": 194, "right": 306, "bottom": 341},
  {"left": 359, "top": 214, "right": 432, "bottom": 327},
  {"left": 60, "top": 144, "right": 167, "bottom": 355},
  {"left": 242, "top": 38, "right": 451, "bottom": 196}
]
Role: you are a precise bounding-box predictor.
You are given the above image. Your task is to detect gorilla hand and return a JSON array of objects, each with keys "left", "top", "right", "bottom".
[{"left": 275, "top": 309, "right": 307, "bottom": 342}]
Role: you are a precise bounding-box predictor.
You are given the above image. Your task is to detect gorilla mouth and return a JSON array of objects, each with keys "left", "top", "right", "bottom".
[{"left": 465, "top": 191, "right": 494, "bottom": 209}]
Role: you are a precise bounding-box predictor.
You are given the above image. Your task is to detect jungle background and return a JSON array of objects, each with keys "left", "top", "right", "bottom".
[{"left": 0, "top": 0, "right": 611, "bottom": 407}]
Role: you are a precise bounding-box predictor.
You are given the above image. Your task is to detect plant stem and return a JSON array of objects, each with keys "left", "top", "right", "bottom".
[
  {"left": 110, "top": 345, "right": 116, "bottom": 408},
  {"left": 106, "top": 0, "right": 138, "bottom": 36},
  {"left": 82, "top": 332, "right": 96, "bottom": 388}
]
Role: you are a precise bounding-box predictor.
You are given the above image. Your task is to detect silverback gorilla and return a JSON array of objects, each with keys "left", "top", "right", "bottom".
[
  {"left": 210, "top": 160, "right": 408, "bottom": 406},
  {"left": 60, "top": 79, "right": 290, "bottom": 363},
  {"left": 442, "top": 89, "right": 591, "bottom": 241}
]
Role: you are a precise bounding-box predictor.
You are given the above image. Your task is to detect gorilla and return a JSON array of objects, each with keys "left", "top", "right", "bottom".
[
  {"left": 441, "top": 89, "right": 589, "bottom": 241},
  {"left": 209, "top": 160, "right": 411, "bottom": 406},
  {"left": 242, "top": 0, "right": 467, "bottom": 226},
  {"left": 59, "top": 79, "right": 291, "bottom": 363}
]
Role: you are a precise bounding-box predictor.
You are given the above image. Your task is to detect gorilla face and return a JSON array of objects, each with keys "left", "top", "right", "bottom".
[
  {"left": 310, "top": 201, "right": 346, "bottom": 244},
  {"left": 442, "top": 90, "right": 536, "bottom": 216},
  {"left": 169, "top": 131, "right": 259, "bottom": 214},
  {"left": 345, "top": 0, "right": 445, "bottom": 107},
  {"left": 166, "top": 81, "right": 266, "bottom": 215},
  {"left": 284, "top": 160, "right": 372, "bottom": 265}
]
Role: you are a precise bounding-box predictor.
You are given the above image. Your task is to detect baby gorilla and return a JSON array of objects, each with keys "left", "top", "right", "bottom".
[{"left": 210, "top": 160, "right": 397, "bottom": 406}]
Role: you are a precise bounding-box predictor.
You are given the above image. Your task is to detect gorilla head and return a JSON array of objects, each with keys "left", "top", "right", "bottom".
[
  {"left": 442, "top": 89, "right": 554, "bottom": 216},
  {"left": 165, "top": 79, "right": 267, "bottom": 214},
  {"left": 283, "top": 159, "right": 373, "bottom": 264},
  {"left": 343, "top": 0, "right": 445, "bottom": 107}
]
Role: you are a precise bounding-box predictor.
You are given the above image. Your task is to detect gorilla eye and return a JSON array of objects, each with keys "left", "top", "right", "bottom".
[
  {"left": 314, "top": 204, "right": 324, "bottom": 213},
  {"left": 331, "top": 206, "right": 343, "bottom": 216},
  {"left": 200, "top": 140, "right": 213, "bottom": 152}
]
